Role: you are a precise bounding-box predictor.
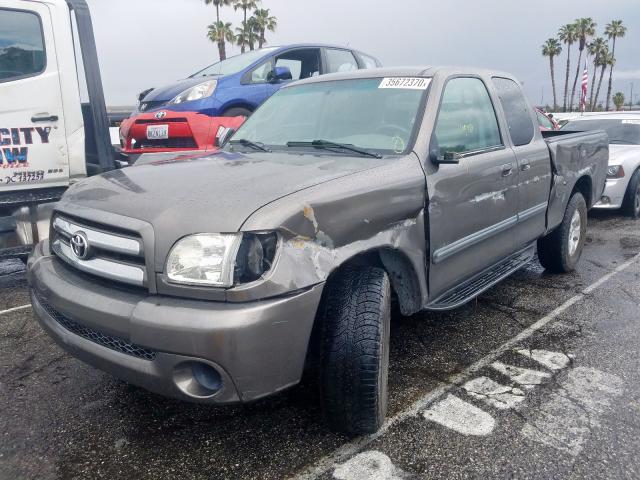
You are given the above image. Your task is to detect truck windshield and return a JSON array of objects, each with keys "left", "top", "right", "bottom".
[
  {"left": 229, "top": 78, "right": 429, "bottom": 155},
  {"left": 191, "top": 47, "right": 279, "bottom": 77},
  {"left": 563, "top": 119, "right": 640, "bottom": 145}
]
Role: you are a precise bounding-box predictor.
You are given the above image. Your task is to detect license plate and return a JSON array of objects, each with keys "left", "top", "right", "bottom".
[{"left": 146, "top": 124, "right": 169, "bottom": 140}]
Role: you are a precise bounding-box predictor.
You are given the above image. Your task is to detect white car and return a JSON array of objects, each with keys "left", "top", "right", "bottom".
[{"left": 562, "top": 113, "right": 640, "bottom": 218}]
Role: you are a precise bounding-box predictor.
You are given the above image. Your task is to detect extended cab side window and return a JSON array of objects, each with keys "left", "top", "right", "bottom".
[
  {"left": 0, "top": 9, "right": 46, "bottom": 82},
  {"left": 433, "top": 77, "right": 502, "bottom": 156},
  {"left": 492, "top": 77, "right": 535, "bottom": 145}
]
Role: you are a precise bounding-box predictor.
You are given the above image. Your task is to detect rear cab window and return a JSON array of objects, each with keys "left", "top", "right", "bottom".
[
  {"left": 433, "top": 77, "right": 502, "bottom": 157},
  {"left": 492, "top": 77, "right": 535, "bottom": 146},
  {"left": 0, "top": 8, "right": 46, "bottom": 82},
  {"left": 325, "top": 49, "right": 359, "bottom": 73}
]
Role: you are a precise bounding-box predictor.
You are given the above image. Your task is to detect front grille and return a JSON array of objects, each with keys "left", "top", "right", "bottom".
[
  {"left": 139, "top": 100, "right": 167, "bottom": 112},
  {"left": 34, "top": 292, "right": 157, "bottom": 361},
  {"left": 137, "top": 137, "right": 198, "bottom": 149},
  {"left": 50, "top": 214, "right": 147, "bottom": 288}
]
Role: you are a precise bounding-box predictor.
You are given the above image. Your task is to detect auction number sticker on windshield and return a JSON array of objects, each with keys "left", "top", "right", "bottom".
[{"left": 379, "top": 77, "right": 431, "bottom": 90}]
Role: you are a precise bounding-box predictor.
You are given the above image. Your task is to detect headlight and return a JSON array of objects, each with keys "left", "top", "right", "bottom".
[
  {"left": 607, "top": 165, "right": 625, "bottom": 179},
  {"left": 169, "top": 80, "right": 217, "bottom": 105},
  {"left": 166, "top": 232, "right": 277, "bottom": 287}
]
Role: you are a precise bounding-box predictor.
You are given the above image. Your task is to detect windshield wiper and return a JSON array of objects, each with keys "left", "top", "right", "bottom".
[
  {"left": 286, "top": 140, "right": 383, "bottom": 159},
  {"left": 229, "top": 139, "right": 271, "bottom": 152}
]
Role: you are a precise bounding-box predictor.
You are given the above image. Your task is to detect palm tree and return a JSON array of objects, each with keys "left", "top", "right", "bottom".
[
  {"left": 569, "top": 18, "right": 596, "bottom": 111},
  {"left": 558, "top": 23, "right": 577, "bottom": 112},
  {"left": 246, "top": 16, "right": 258, "bottom": 50},
  {"left": 207, "top": 21, "right": 235, "bottom": 60},
  {"left": 542, "top": 38, "right": 562, "bottom": 111},
  {"left": 235, "top": 22, "right": 250, "bottom": 53},
  {"left": 605, "top": 20, "right": 627, "bottom": 111},
  {"left": 593, "top": 50, "right": 612, "bottom": 111},
  {"left": 204, "top": 0, "right": 232, "bottom": 23},
  {"left": 233, "top": 0, "right": 259, "bottom": 52},
  {"left": 253, "top": 8, "right": 277, "bottom": 48},
  {"left": 613, "top": 92, "right": 625, "bottom": 111},
  {"left": 587, "top": 37, "right": 607, "bottom": 108}
]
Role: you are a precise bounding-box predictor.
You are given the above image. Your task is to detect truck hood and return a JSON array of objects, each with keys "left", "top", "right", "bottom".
[
  {"left": 62, "top": 151, "right": 384, "bottom": 235},
  {"left": 609, "top": 144, "right": 640, "bottom": 165},
  {"left": 143, "top": 76, "right": 220, "bottom": 103}
]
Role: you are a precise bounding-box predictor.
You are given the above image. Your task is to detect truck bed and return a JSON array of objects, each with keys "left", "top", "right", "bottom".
[{"left": 543, "top": 129, "right": 609, "bottom": 231}]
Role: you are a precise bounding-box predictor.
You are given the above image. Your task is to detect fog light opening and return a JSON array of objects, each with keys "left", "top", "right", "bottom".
[
  {"left": 600, "top": 196, "right": 611, "bottom": 205},
  {"left": 173, "top": 361, "right": 223, "bottom": 398}
]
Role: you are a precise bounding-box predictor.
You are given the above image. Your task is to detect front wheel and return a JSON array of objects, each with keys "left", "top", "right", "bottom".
[
  {"left": 622, "top": 169, "right": 640, "bottom": 219},
  {"left": 318, "top": 265, "right": 391, "bottom": 435},
  {"left": 537, "top": 192, "right": 587, "bottom": 273}
]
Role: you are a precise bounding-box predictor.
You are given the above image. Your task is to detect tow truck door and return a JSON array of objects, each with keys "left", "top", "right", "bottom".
[{"left": 0, "top": 1, "right": 69, "bottom": 191}]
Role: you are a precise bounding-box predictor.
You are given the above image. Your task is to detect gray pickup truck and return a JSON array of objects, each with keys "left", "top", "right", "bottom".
[{"left": 28, "top": 67, "right": 608, "bottom": 435}]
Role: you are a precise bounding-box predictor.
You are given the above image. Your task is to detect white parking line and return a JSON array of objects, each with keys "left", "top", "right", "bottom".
[
  {"left": 463, "top": 376, "right": 526, "bottom": 410},
  {"left": 516, "top": 349, "right": 572, "bottom": 371},
  {"left": 291, "top": 252, "right": 640, "bottom": 480},
  {"left": 491, "top": 361, "right": 552, "bottom": 389},
  {"left": 0, "top": 304, "right": 31, "bottom": 316},
  {"left": 423, "top": 394, "right": 496, "bottom": 435}
]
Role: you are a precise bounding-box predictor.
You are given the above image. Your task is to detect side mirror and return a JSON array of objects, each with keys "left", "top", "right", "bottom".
[
  {"left": 429, "top": 149, "right": 462, "bottom": 165},
  {"left": 267, "top": 66, "right": 293, "bottom": 83},
  {"left": 216, "top": 126, "right": 236, "bottom": 147}
]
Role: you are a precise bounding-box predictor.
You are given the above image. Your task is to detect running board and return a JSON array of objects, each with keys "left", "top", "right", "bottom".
[{"left": 425, "top": 244, "right": 535, "bottom": 311}]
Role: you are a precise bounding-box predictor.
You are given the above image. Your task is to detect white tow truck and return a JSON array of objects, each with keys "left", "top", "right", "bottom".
[{"left": 0, "top": 0, "right": 116, "bottom": 260}]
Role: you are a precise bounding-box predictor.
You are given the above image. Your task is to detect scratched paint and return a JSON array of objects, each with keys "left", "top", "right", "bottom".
[
  {"left": 423, "top": 394, "right": 496, "bottom": 436},
  {"left": 521, "top": 367, "right": 623, "bottom": 456},
  {"left": 333, "top": 451, "right": 412, "bottom": 480}
]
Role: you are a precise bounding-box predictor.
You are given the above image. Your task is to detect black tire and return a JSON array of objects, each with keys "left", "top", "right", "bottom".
[
  {"left": 221, "top": 107, "right": 252, "bottom": 118},
  {"left": 318, "top": 265, "right": 391, "bottom": 435},
  {"left": 622, "top": 169, "right": 640, "bottom": 219},
  {"left": 537, "top": 192, "right": 587, "bottom": 273}
]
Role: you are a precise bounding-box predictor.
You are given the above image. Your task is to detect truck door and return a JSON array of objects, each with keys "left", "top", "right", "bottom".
[
  {"left": 491, "top": 77, "right": 551, "bottom": 248},
  {"left": 0, "top": 2, "right": 69, "bottom": 192},
  {"left": 427, "top": 77, "right": 519, "bottom": 298}
]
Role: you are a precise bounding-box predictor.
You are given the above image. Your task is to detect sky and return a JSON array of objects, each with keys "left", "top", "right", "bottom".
[{"left": 86, "top": 0, "right": 640, "bottom": 108}]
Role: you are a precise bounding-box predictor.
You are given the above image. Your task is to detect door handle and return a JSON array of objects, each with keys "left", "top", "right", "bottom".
[
  {"left": 521, "top": 160, "right": 531, "bottom": 171},
  {"left": 501, "top": 163, "right": 514, "bottom": 177},
  {"left": 31, "top": 115, "right": 59, "bottom": 123}
]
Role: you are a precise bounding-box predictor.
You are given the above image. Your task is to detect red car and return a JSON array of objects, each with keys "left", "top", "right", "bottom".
[{"left": 119, "top": 111, "right": 245, "bottom": 161}]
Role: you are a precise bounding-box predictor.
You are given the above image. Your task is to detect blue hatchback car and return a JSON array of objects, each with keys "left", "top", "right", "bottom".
[{"left": 137, "top": 44, "right": 382, "bottom": 118}]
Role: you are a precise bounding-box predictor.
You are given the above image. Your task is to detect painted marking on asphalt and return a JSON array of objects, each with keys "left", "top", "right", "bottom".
[
  {"left": 422, "top": 394, "right": 496, "bottom": 436},
  {"left": 521, "top": 367, "right": 623, "bottom": 456},
  {"left": 463, "top": 376, "right": 525, "bottom": 410},
  {"left": 332, "top": 451, "right": 410, "bottom": 480},
  {"left": 491, "top": 361, "right": 552, "bottom": 389},
  {"left": 290, "top": 252, "right": 640, "bottom": 480},
  {"left": 516, "top": 349, "right": 572, "bottom": 371},
  {"left": 0, "top": 304, "right": 31, "bottom": 316}
]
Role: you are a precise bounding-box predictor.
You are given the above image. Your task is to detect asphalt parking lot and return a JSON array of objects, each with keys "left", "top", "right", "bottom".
[{"left": 1, "top": 211, "right": 639, "bottom": 480}]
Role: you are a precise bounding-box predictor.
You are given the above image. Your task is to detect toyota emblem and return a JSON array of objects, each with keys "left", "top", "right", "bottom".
[
  {"left": 155, "top": 111, "right": 167, "bottom": 119},
  {"left": 70, "top": 232, "right": 91, "bottom": 260}
]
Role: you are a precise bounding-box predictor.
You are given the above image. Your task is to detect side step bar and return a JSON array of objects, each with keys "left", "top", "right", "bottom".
[{"left": 425, "top": 244, "right": 536, "bottom": 311}]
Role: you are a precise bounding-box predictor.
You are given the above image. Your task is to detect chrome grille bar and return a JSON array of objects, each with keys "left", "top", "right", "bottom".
[{"left": 53, "top": 216, "right": 143, "bottom": 257}]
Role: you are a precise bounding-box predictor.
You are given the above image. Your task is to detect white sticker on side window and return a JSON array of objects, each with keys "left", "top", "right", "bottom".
[
  {"left": 622, "top": 119, "right": 640, "bottom": 124},
  {"left": 379, "top": 77, "right": 431, "bottom": 90}
]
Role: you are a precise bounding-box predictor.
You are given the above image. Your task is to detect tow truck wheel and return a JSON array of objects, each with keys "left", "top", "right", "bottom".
[
  {"left": 537, "top": 192, "right": 587, "bottom": 273},
  {"left": 222, "top": 107, "right": 252, "bottom": 118},
  {"left": 622, "top": 169, "right": 640, "bottom": 219},
  {"left": 318, "top": 265, "right": 391, "bottom": 435}
]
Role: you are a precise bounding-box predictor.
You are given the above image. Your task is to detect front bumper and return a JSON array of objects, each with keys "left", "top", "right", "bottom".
[
  {"left": 593, "top": 178, "right": 628, "bottom": 209},
  {"left": 28, "top": 243, "right": 324, "bottom": 404}
]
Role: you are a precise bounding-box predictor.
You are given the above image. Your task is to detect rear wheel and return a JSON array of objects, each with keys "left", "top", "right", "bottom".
[
  {"left": 318, "top": 265, "right": 391, "bottom": 435},
  {"left": 221, "top": 107, "right": 252, "bottom": 118},
  {"left": 537, "top": 192, "right": 587, "bottom": 273},
  {"left": 622, "top": 169, "right": 640, "bottom": 219}
]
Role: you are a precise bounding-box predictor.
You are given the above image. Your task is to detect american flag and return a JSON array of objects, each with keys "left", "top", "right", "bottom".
[{"left": 580, "top": 61, "right": 588, "bottom": 113}]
